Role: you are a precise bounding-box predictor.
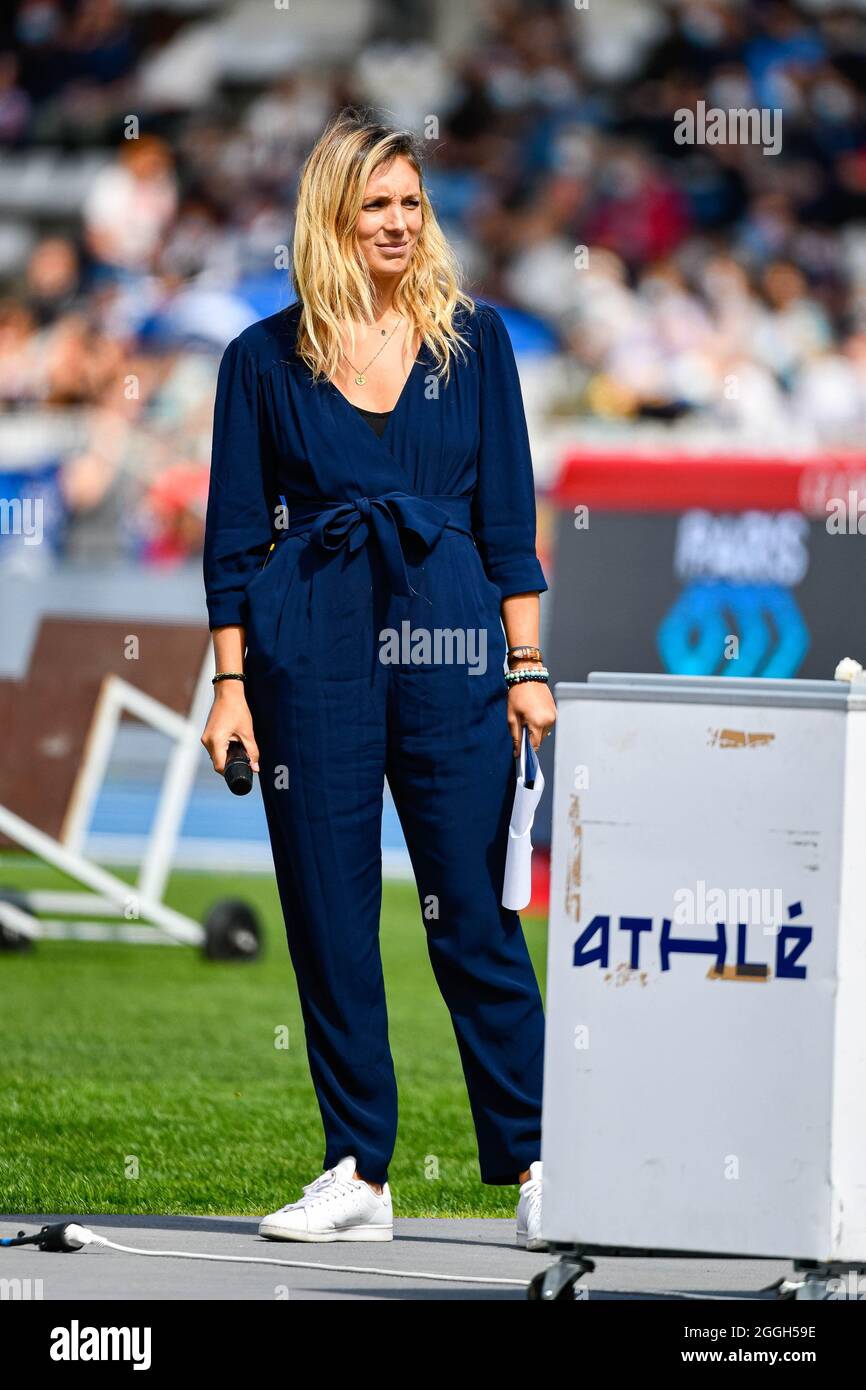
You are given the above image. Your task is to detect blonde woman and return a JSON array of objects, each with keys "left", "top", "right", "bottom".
[{"left": 201, "top": 110, "right": 556, "bottom": 1249}]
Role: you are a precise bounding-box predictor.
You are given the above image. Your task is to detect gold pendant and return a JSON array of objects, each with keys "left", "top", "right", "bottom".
[{"left": 355, "top": 373, "right": 366, "bottom": 386}]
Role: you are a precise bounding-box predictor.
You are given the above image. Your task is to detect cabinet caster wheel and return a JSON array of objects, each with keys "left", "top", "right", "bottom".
[{"left": 527, "top": 1263, "right": 583, "bottom": 1300}]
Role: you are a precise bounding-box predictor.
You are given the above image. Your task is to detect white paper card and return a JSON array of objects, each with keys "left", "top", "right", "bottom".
[{"left": 502, "top": 725, "right": 545, "bottom": 911}]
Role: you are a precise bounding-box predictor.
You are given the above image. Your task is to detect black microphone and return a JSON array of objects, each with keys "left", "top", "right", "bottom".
[{"left": 224, "top": 739, "right": 254, "bottom": 795}]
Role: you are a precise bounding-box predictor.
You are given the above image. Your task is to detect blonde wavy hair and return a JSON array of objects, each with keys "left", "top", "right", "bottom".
[{"left": 290, "top": 109, "right": 476, "bottom": 387}]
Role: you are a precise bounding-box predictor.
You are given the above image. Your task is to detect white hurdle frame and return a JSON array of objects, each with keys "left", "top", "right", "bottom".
[{"left": 0, "top": 648, "right": 216, "bottom": 946}]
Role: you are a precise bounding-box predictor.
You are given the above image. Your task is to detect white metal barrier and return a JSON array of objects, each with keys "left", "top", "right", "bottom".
[{"left": 0, "top": 649, "right": 261, "bottom": 958}]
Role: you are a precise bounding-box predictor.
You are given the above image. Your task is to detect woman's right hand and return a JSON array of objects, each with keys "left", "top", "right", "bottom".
[{"left": 201, "top": 684, "right": 261, "bottom": 775}]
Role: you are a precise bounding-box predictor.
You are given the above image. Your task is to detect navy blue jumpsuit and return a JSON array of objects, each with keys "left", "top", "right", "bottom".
[{"left": 203, "top": 297, "right": 547, "bottom": 1186}]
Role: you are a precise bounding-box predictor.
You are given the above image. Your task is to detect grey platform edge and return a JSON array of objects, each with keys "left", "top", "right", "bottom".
[{"left": 552, "top": 671, "right": 866, "bottom": 712}]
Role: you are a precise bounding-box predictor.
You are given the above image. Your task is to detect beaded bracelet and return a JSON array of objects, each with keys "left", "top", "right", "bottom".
[
  {"left": 505, "top": 667, "right": 549, "bottom": 686},
  {"left": 212, "top": 672, "right": 246, "bottom": 685}
]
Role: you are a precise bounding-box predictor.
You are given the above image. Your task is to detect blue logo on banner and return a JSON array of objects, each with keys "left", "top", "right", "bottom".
[
  {"left": 572, "top": 902, "right": 811, "bottom": 979},
  {"left": 657, "top": 582, "right": 809, "bottom": 677}
]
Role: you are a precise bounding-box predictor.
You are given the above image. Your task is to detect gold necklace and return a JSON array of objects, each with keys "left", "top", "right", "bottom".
[{"left": 342, "top": 315, "right": 405, "bottom": 386}]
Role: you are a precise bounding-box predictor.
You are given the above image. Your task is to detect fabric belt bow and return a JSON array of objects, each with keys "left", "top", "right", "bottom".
[{"left": 301, "top": 491, "right": 456, "bottom": 597}]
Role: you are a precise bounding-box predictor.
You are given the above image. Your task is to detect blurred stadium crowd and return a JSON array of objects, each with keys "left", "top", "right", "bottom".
[{"left": 2, "top": 0, "right": 866, "bottom": 569}]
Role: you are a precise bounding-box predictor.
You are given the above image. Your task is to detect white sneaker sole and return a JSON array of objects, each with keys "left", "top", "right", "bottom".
[
  {"left": 516, "top": 1229, "right": 549, "bottom": 1251},
  {"left": 258, "top": 1221, "right": 394, "bottom": 1243}
]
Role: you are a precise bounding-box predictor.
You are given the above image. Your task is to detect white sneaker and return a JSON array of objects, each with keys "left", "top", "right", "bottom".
[
  {"left": 258, "top": 1155, "right": 393, "bottom": 1242},
  {"left": 516, "top": 1159, "right": 548, "bottom": 1250}
]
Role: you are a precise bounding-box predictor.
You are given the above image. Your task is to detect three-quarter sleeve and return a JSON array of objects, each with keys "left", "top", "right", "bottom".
[
  {"left": 203, "top": 334, "right": 275, "bottom": 630},
  {"left": 471, "top": 302, "right": 548, "bottom": 601}
]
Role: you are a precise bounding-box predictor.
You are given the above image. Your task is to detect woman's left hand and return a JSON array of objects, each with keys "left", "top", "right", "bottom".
[{"left": 507, "top": 679, "right": 557, "bottom": 757}]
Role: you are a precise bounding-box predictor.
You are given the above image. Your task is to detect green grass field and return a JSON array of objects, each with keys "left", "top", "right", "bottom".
[{"left": 0, "top": 857, "right": 547, "bottom": 1219}]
